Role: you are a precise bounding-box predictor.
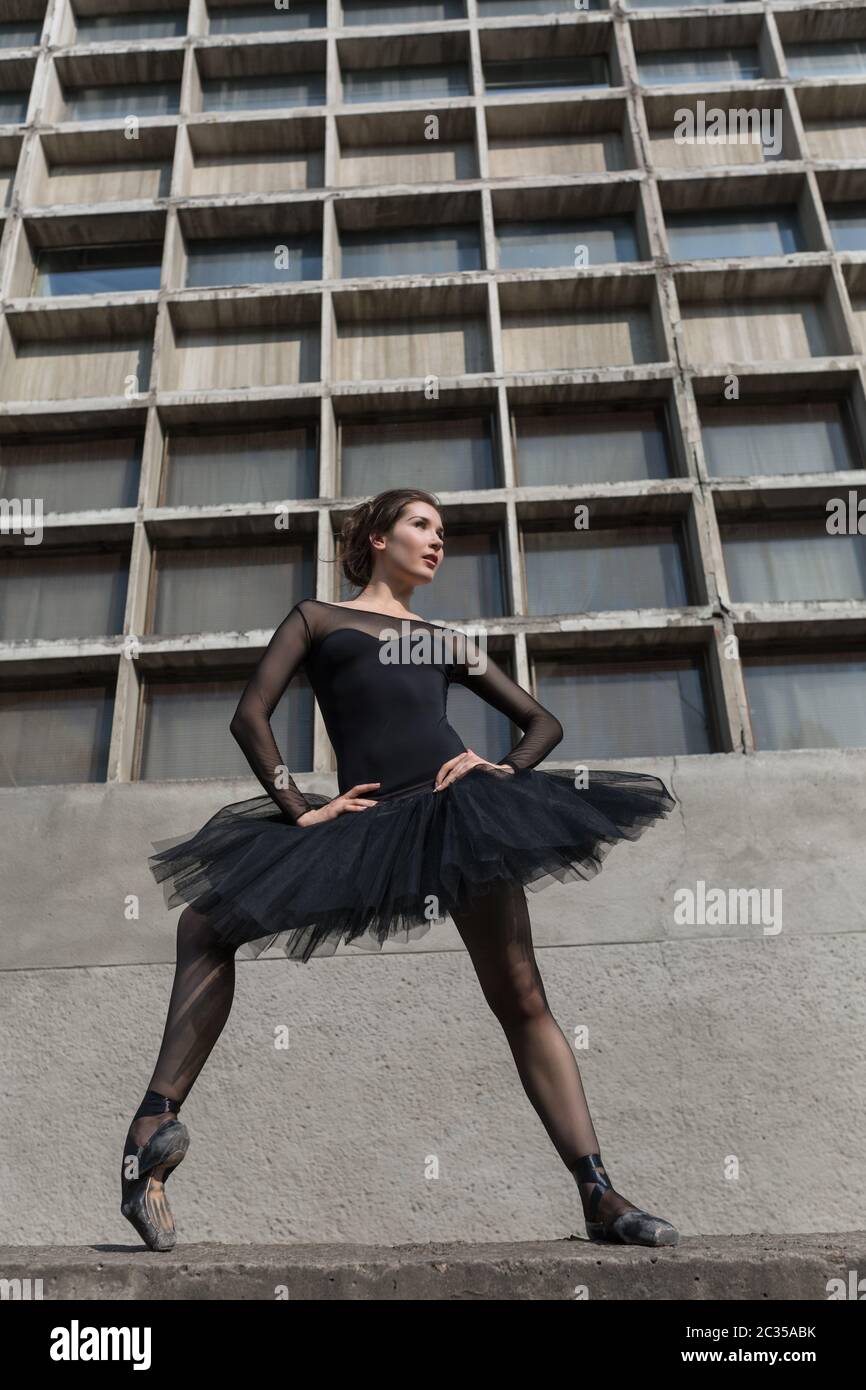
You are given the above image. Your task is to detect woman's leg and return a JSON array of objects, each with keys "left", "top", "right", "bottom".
[
  {"left": 450, "top": 881, "right": 640, "bottom": 1227},
  {"left": 128, "top": 905, "right": 237, "bottom": 1146}
]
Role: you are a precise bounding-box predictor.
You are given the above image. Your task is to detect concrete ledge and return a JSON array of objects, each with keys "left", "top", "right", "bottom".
[{"left": 2, "top": 1233, "right": 864, "bottom": 1300}]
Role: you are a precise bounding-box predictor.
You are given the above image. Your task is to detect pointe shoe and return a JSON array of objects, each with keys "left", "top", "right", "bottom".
[
  {"left": 120, "top": 1090, "right": 189, "bottom": 1252},
  {"left": 572, "top": 1151, "right": 679, "bottom": 1247}
]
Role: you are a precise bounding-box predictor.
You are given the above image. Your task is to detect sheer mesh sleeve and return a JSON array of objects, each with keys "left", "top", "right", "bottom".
[
  {"left": 229, "top": 603, "right": 315, "bottom": 825},
  {"left": 449, "top": 645, "right": 564, "bottom": 772}
]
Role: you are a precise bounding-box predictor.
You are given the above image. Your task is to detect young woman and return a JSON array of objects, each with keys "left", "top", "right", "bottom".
[{"left": 124, "top": 487, "right": 678, "bottom": 1253}]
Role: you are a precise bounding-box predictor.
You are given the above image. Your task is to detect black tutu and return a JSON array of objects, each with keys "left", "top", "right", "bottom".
[{"left": 148, "top": 765, "right": 676, "bottom": 964}]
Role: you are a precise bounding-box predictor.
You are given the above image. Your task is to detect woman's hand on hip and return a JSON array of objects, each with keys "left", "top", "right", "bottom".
[
  {"left": 295, "top": 782, "right": 381, "bottom": 826},
  {"left": 433, "top": 751, "right": 515, "bottom": 791}
]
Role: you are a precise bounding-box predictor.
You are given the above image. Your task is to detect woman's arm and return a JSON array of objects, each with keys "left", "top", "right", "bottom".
[
  {"left": 229, "top": 603, "right": 315, "bottom": 824},
  {"left": 448, "top": 646, "right": 564, "bottom": 771}
]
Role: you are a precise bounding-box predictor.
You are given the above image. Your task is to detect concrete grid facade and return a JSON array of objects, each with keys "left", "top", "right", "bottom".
[{"left": 1, "top": 0, "right": 866, "bottom": 1248}]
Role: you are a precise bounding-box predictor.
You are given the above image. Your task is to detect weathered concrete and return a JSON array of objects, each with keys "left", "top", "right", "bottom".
[
  {"left": 1, "top": 1233, "right": 864, "bottom": 1300},
  {"left": 1, "top": 750, "right": 865, "bottom": 1246}
]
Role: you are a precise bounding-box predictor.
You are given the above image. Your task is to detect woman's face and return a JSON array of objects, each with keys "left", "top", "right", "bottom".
[{"left": 376, "top": 502, "right": 445, "bottom": 586}]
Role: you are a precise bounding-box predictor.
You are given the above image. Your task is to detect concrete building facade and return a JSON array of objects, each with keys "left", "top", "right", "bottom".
[{"left": 1, "top": 0, "right": 865, "bottom": 1249}]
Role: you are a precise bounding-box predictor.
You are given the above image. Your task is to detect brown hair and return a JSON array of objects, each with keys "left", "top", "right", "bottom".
[{"left": 338, "top": 488, "right": 442, "bottom": 591}]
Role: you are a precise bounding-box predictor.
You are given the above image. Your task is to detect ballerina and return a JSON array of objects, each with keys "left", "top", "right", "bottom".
[{"left": 124, "top": 486, "right": 678, "bottom": 1253}]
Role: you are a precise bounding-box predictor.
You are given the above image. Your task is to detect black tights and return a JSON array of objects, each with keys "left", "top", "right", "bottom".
[
  {"left": 128, "top": 906, "right": 236, "bottom": 1148},
  {"left": 450, "top": 882, "right": 639, "bottom": 1226},
  {"left": 450, "top": 882, "right": 601, "bottom": 1163},
  {"left": 129, "top": 886, "right": 638, "bottom": 1225}
]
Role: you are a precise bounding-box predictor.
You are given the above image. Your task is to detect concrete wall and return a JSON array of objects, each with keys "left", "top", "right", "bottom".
[
  {"left": 1, "top": 748, "right": 864, "bottom": 1245},
  {"left": 338, "top": 139, "right": 474, "bottom": 186},
  {"left": 681, "top": 296, "right": 838, "bottom": 362},
  {"left": 805, "top": 121, "right": 866, "bottom": 160}
]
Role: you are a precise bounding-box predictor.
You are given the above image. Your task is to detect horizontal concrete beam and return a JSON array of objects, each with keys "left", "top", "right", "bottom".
[{"left": 3, "top": 1232, "right": 864, "bottom": 1299}]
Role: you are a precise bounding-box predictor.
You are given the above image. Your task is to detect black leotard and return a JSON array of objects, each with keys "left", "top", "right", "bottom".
[{"left": 229, "top": 598, "right": 564, "bottom": 823}]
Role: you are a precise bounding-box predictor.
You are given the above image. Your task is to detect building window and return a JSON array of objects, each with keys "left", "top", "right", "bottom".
[
  {"left": 0, "top": 91, "right": 30, "bottom": 121},
  {"left": 626, "top": 0, "right": 730, "bottom": 6},
  {"left": 497, "top": 215, "right": 638, "bottom": 269},
  {"left": 340, "top": 224, "right": 482, "bottom": 277},
  {"left": 743, "top": 651, "right": 866, "bottom": 750},
  {"left": 200, "top": 74, "right": 326, "bottom": 111},
  {"left": 341, "top": 0, "right": 464, "bottom": 23},
  {"left": 700, "top": 401, "right": 863, "bottom": 476},
  {"left": 638, "top": 48, "right": 762, "bottom": 86},
  {"left": 0, "top": 433, "right": 143, "bottom": 513},
  {"left": 74, "top": 11, "right": 188, "bottom": 40},
  {"left": 339, "top": 414, "right": 498, "bottom": 494},
  {"left": 185, "top": 235, "right": 322, "bottom": 287},
  {"left": 139, "top": 674, "right": 314, "bottom": 780},
  {"left": 665, "top": 208, "right": 805, "bottom": 260},
  {"left": 342, "top": 63, "right": 471, "bottom": 102},
  {"left": 523, "top": 522, "right": 691, "bottom": 615},
  {"left": 484, "top": 56, "right": 610, "bottom": 93},
  {"left": 0, "top": 549, "right": 130, "bottom": 641},
  {"left": 785, "top": 42, "right": 866, "bottom": 80},
  {"left": 513, "top": 408, "right": 673, "bottom": 484},
  {"left": 0, "top": 684, "right": 115, "bottom": 786},
  {"left": 535, "top": 653, "right": 715, "bottom": 756},
  {"left": 208, "top": 2, "right": 326, "bottom": 33},
  {"left": 827, "top": 203, "right": 866, "bottom": 253},
  {"left": 162, "top": 425, "right": 318, "bottom": 506},
  {"left": 32, "top": 243, "right": 163, "bottom": 295},
  {"left": 479, "top": 0, "right": 602, "bottom": 13},
  {"left": 720, "top": 520, "right": 866, "bottom": 603},
  {"left": 0, "top": 21, "right": 43, "bottom": 46},
  {"left": 63, "top": 83, "right": 181, "bottom": 120},
  {"left": 149, "top": 544, "right": 314, "bottom": 636}
]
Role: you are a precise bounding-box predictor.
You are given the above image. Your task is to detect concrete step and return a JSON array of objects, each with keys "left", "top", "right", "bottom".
[{"left": 2, "top": 1232, "right": 865, "bottom": 1300}]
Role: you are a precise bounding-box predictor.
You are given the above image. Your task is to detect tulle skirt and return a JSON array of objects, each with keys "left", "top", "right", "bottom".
[{"left": 147, "top": 765, "right": 676, "bottom": 964}]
